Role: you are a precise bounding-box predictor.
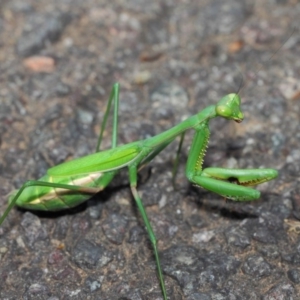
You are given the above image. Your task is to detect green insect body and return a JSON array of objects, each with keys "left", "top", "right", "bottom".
[
  {"left": 0, "top": 83, "right": 278, "bottom": 300},
  {"left": 8, "top": 172, "right": 107, "bottom": 211}
]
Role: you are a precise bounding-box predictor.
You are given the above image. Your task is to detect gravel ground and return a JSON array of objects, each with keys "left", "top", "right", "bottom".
[{"left": 0, "top": 0, "right": 300, "bottom": 299}]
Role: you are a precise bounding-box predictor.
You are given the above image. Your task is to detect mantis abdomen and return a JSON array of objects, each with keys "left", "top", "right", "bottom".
[{"left": 8, "top": 172, "right": 113, "bottom": 211}]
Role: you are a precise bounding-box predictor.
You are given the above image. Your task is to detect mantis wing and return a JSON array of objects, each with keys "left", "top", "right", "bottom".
[{"left": 48, "top": 142, "right": 143, "bottom": 176}]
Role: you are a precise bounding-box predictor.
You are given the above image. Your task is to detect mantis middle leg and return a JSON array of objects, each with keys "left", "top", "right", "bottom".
[{"left": 129, "top": 163, "right": 168, "bottom": 300}]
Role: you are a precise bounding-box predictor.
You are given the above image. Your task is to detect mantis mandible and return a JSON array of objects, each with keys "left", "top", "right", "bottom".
[{"left": 0, "top": 83, "right": 278, "bottom": 299}]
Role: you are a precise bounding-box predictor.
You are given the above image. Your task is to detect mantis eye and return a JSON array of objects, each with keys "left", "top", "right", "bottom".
[{"left": 216, "top": 105, "right": 232, "bottom": 119}]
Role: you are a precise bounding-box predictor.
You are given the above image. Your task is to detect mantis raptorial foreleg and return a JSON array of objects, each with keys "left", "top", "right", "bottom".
[
  {"left": 186, "top": 123, "right": 277, "bottom": 201},
  {"left": 129, "top": 164, "right": 168, "bottom": 299}
]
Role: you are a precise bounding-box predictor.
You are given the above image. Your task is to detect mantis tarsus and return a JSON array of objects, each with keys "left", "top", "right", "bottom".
[{"left": 0, "top": 83, "right": 278, "bottom": 299}]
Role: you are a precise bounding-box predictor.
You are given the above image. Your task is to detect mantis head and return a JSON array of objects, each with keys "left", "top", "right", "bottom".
[{"left": 215, "top": 93, "right": 244, "bottom": 123}]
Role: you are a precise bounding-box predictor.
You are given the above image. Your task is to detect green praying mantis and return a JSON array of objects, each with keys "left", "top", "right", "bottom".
[{"left": 0, "top": 83, "right": 278, "bottom": 299}]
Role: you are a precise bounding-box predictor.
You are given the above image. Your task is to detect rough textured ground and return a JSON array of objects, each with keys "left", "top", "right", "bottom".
[{"left": 0, "top": 0, "right": 300, "bottom": 299}]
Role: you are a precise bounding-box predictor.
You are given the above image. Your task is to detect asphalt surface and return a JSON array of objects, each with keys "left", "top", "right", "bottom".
[{"left": 0, "top": 0, "right": 300, "bottom": 299}]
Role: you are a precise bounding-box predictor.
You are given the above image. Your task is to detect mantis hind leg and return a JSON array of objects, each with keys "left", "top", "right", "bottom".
[{"left": 95, "top": 82, "right": 120, "bottom": 152}]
